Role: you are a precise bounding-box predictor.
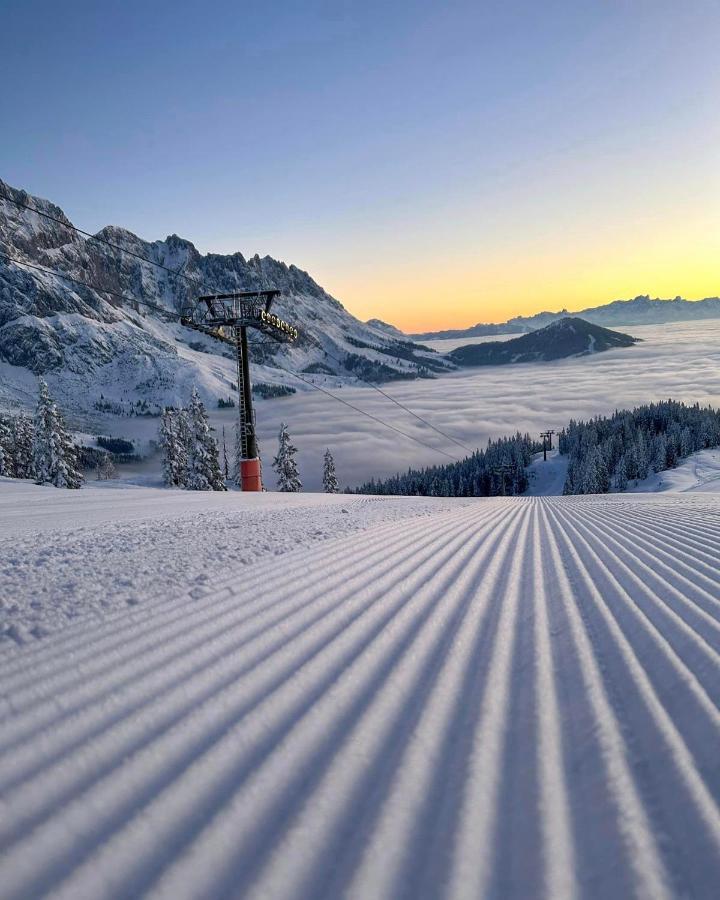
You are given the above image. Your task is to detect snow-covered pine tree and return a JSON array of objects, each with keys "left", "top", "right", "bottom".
[
  {"left": 652, "top": 433, "right": 668, "bottom": 474},
  {"left": 159, "top": 408, "right": 187, "bottom": 487},
  {"left": 221, "top": 426, "right": 229, "bottom": 480},
  {"left": 322, "top": 448, "right": 339, "bottom": 493},
  {"left": 0, "top": 416, "right": 13, "bottom": 477},
  {"left": 273, "top": 422, "right": 302, "bottom": 492},
  {"left": 95, "top": 453, "right": 117, "bottom": 480},
  {"left": 32, "top": 379, "right": 83, "bottom": 489},
  {"left": 612, "top": 455, "right": 628, "bottom": 492},
  {"left": 11, "top": 415, "right": 34, "bottom": 479},
  {"left": 185, "top": 388, "right": 226, "bottom": 491}
]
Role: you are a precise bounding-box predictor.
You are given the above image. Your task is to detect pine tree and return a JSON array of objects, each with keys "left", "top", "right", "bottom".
[
  {"left": 221, "top": 426, "right": 230, "bottom": 480},
  {"left": 612, "top": 455, "right": 628, "bottom": 492},
  {"left": 184, "top": 388, "right": 226, "bottom": 491},
  {"left": 0, "top": 416, "right": 12, "bottom": 477},
  {"left": 95, "top": 453, "right": 117, "bottom": 481},
  {"left": 159, "top": 408, "right": 187, "bottom": 487},
  {"left": 652, "top": 433, "right": 668, "bottom": 473},
  {"left": 322, "top": 448, "right": 339, "bottom": 493},
  {"left": 11, "top": 415, "right": 34, "bottom": 479},
  {"left": 32, "top": 379, "right": 83, "bottom": 488},
  {"left": 273, "top": 422, "right": 302, "bottom": 492}
]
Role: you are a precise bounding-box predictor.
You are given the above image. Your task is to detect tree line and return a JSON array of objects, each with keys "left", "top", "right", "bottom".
[
  {"left": 0, "top": 380, "right": 83, "bottom": 488},
  {"left": 560, "top": 399, "right": 720, "bottom": 494},
  {"left": 3, "top": 390, "right": 718, "bottom": 497},
  {"left": 350, "top": 433, "right": 539, "bottom": 497}
]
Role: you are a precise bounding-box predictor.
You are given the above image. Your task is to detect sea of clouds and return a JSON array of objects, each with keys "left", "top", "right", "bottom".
[{"left": 251, "top": 320, "right": 720, "bottom": 491}]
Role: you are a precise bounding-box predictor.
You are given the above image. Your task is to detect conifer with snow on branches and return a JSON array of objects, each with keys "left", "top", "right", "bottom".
[
  {"left": 32, "top": 379, "right": 83, "bottom": 488},
  {"left": 221, "top": 426, "right": 230, "bottom": 481},
  {"left": 95, "top": 453, "right": 117, "bottom": 481},
  {"left": 159, "top": 408, "right": 187, "bottom": 487},
  {"left": 0, "top": 416, "right": 12, "bottom": 477},
  {"left": 184, "top": 388, "right": 226, "bottom": 491},
  {"left": 322, "top": 447, "right": 339, "bottom": 493},
  {"left": 11, "top": 415, "right": 34, "bottom": 480},
  {"left": 273, "top": 422, "right": 302, "bottom": 492}
]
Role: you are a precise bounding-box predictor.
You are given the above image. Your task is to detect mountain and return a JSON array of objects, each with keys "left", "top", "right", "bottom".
[
  {"left": 447, "top": 317, "right": 638, "bottom": 367},
  {"left": 412, "top": 294, "right": 720, "bottom": 340},
  {"left": 0, "top": 180, "right": 449, "bottom": 418},
  {"left": 412, "top": 322, "right": 527, "bottom": 340},
  {"left": 364, "top": 318, "right": 406, "bottom": 338}
]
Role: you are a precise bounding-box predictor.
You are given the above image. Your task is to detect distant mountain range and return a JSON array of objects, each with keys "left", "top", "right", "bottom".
[
  {"left": 411, "top": 294, "right": 720, "bottom": 340},
  {"left": 447, "top": 317, "right": 638, "bottom": 367}
]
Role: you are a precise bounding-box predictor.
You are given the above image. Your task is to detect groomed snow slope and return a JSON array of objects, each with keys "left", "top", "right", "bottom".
[
  {"left": 632, "top": 448, "right": 720, "bottom": 494},
  {"left": 1, "top": 492, "right": 720, "bottom": 898}
]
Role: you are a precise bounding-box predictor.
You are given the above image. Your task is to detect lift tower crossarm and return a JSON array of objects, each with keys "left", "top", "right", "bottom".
[
  {"left": 181, "top": 290, "right": 298, "bottom": 342},
  {"left": 540, "top": 430, "right": 555, "bottom": 462}
]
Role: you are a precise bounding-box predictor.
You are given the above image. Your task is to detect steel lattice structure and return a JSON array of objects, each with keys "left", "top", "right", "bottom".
[{"left": 180, "top": 289, "right": 299, "bottom": 491}]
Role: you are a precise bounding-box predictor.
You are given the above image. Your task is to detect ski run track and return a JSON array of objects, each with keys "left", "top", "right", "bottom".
[{"left": 2, "top": 492, "right": 720, "bottom": 899}]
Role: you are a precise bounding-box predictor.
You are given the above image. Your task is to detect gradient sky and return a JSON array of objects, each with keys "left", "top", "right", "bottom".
[{"left": 2, "top": 0, "right": 719, "bottom": 331}]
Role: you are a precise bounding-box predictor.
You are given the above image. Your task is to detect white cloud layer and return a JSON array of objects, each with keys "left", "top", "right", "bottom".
[{"left": 250, "top": 321, "right": 720, "bottom": 491}]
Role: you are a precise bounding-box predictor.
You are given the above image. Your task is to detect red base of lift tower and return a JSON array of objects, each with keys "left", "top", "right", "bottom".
[{"left": 240, "top": 457, "right": 263, "bottom": 492}]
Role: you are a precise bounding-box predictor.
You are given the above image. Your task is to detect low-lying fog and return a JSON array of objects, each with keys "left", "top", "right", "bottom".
[{"left": 84, "top": 320, "right": 720, "bottom": 492}]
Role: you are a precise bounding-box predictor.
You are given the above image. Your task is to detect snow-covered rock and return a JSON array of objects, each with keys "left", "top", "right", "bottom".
[{"left": 0, "top": 180, "right": 449, "bottom": 418}]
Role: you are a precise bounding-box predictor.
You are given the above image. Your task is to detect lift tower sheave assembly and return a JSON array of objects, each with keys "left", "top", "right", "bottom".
[
  {"left": 540, "top": 430, "right": 555, "bottom": 462},
  {"left": 180, "top": 289, "right": 299, "bottom": 492}
]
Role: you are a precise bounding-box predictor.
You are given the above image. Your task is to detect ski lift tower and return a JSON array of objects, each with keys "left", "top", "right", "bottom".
[{"left": 180, "top": 289, "right": 299, "bottom": 491}]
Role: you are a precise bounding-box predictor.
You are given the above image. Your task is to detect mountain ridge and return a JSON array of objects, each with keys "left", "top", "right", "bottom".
[
  {"left": 411, "top": 293, "right": 720, "bottom": 340},
  {"left": 0, "top": 180, "right": 447, "bottom": 419}
]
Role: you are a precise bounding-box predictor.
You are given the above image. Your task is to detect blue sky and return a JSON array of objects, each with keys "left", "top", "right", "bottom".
[{"left": 2, "top": 0, "right": 719, "bottom": 328}]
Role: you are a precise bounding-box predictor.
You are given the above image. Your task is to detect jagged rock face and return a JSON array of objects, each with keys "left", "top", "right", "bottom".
[{"left": 0, "top": 180, "right": 445, "bottom": 410}]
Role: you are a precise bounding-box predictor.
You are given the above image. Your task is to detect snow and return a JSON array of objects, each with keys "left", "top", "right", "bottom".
[
  {"left": 1, "top": 485, "right": 720, "bottom": 897},
  {"left": 630, "top": 448, "right": 720, "bottom": 494},
  {"left": 5, "top": 312, "right": 720, "bottom": 492},
  {"left": 524, "top": 448, "right": 568, "bottom": 495},
  {"left": 0, "top": 478, "right": 466, "bottom": 642},
  {"left": 77, "top": 318, "right": 718, "bottom": 492}
]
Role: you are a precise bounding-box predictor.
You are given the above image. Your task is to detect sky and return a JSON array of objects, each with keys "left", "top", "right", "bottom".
[{"left": 1, "top": 0, "right": 719, "bottom": 331}]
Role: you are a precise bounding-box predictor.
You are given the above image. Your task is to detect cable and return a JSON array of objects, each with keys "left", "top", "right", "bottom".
[
  {"left": 272, "top": 363, "right": 460, "bottom": 462},
  {"left": 0, "top": 249, "right": 461, "bottom": 463},
  {"left": 2, "top": 187, "right": 473, "bottom": 451},
  {"left": 0, "top": 189, "right": 194, "bottom": 285},
  {"left": 0, "top": 251, "right": 177, "bottom": 321},
  {"left": 1, "top": 191, "right": 468, "bottom": 458},
  {"left": 320, "top": 346, "right": 475, "bottom": 453}
]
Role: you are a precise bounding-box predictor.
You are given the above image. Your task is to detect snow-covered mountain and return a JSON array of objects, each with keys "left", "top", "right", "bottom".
[
  {"left": 447, "top": 317, "right": 638, "bottom": 366},
  {"left": 0, "top": 180, "right": 448, "bottom": 418},
  {"left": 412, "top": 293, "right": 720, "bottom": 340}
]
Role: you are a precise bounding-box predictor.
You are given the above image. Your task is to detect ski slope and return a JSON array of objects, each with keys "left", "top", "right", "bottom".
[
  {"left": 524, "top": 448, "right": 568, "bottom": 496},
  {"left": 1, "top": 491, "right": 720, "bottom": 898},
  {"left": 632, "top": 448, "right": 720, "bottom": 494}
]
